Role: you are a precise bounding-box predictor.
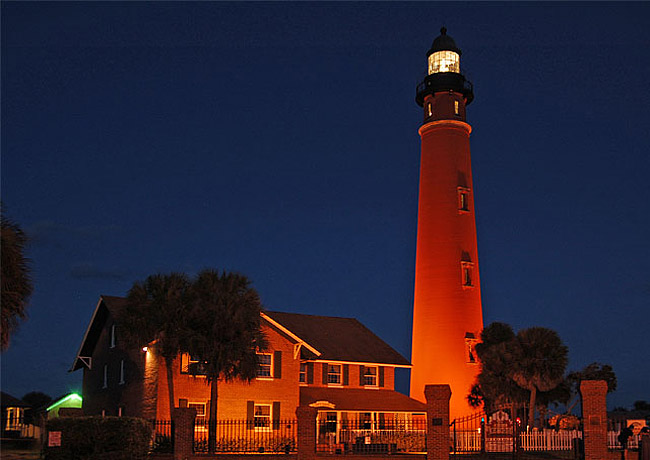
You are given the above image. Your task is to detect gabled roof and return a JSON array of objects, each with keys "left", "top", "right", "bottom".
[
  {"left": 71, "top": 296, "right": 410, "bottom": 372},
  {"left": 264, "top": 311, "right": 410, "bottom": 366},
  {"left": 70, "top": 295, "right": 126, "bottom": 371},
  {"left": 300, "top": 387, "right": 426, "bottom": 412}
]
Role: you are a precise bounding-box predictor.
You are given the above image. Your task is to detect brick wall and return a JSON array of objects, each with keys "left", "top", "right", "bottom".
[
  {"left": 580, "top": 380, "right": 608, "bottom": 460},
  {"left": 82, "top": 313, "right": 148, "bottom": 417},
  {"left": 156, "top": 323, "right": 300, "bottom": 420},
  {"left": 424, "top": 384, "right": 451, "bottom": 460}
]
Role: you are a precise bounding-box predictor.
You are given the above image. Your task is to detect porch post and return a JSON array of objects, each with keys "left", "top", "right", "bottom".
[
  {"left": 580, "top": 380, "right": 608, "bottom": 460},
  {"left": 425, "top": 384, "right": 452, "bottom": 460},
  {"left": 296, "top": 405, "right": 317, "bottom": 460},
  {"left": 172, "top": 407, "right": 196, "bottom": 460}
]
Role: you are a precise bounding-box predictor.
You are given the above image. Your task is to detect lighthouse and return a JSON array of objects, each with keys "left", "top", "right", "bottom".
[{"left": 410, "top": 28, "right": 484, "bottom": 418}]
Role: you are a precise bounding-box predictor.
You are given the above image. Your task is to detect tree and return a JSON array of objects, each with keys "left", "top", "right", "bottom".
[
  {"left": 470, "top": 322, "right": 528, "bottom": 411},
  {"left": 510, "top": 327, "right": 568, "bottom": 429},
  {"left": 21, "top": 391, "right": 52, "bottom": 424},
  {"left": 563, "top": 362, "right": 616, "bottom": 414},
  {"left": 118, "top": 272, "right": 192, "bottom": 418},
  {"left": 186, "top": 269, "right": 267, "bottom": 453},
  {"left": 1, "top": 211, "right": 33, "bottom": 351},
  {"left": 633, "top": 400, "right": 650, "bottom": 412}
]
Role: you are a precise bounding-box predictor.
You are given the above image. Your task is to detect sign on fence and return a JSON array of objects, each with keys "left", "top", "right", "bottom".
[{"left": 48, "top": 431, "right": 62, "bottom": 447}]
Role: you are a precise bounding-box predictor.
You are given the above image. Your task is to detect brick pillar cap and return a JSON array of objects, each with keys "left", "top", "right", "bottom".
[
  {"left": 296, "top": 405, "right": 318, "bottom": 417},
  {"left": 579, "top": 379, "right": 607, "bottom": 394},
  {"left": 172, "top": 407, "right": 197, "bottom": 420},
  {"left": 424, "top": 384, "right": 452, "bottom": 401}
]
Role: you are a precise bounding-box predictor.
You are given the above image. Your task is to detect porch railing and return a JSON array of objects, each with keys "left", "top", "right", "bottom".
[{"left": 317, "top": 419, "right": 427, "bottom": 454}]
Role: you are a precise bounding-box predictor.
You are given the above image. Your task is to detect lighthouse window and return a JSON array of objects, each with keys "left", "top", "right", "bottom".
[
  {"left": 458, "top": 187, "right": 470, "bottom": 212},
  {"left": 454, "top": 100, "right": 460, "bottom": 115},
  {"left": 461, "top": 262, "right": 474, "bottom": 288},
  {"left": 427, "top": 102, "right": 433, "bottom": 117},
  {"left": 465, "top": 336, "right": 478, "bottom": 364}
]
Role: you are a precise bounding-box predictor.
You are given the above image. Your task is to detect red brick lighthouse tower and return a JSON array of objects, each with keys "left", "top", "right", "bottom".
[{"left": 410, "top": 28, "right": 484, "bottom": 418}]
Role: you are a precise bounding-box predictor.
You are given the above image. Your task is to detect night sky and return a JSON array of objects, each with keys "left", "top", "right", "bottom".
[{"left": 2, "top": 2, "right": 649, "bottom": 410}]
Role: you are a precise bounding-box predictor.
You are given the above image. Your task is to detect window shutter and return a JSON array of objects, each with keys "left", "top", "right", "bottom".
[
  {"left": 307, "top": 363, "right": 314, "bottom": 384},
  {"left": 247, "top": 401, "right": 255, "bottom": 430},
  {"left": 343, "top": 364, "right": 349, "bottom": 386},
  {"left": 272, "top": 402, "right": 281, "bottom": 430},
  {"left": 359, "top": 365, "right": 365, "bottom": 386},
  {"left": 322, "top": 363, "right": 328, "bottom": 384},
  {"left": 379, "top": 366, "right": 385, "bottom": 387},
  {"left": 273, "top": 351, "right": 282, "bottom": 379}
]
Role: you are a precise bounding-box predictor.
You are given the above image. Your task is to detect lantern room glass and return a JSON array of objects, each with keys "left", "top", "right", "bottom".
[{"left": 428, "top": 50, "right": 460, "bottom": 74}]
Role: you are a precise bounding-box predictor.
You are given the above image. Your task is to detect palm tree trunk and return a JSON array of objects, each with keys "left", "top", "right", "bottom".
[
  {"left": 165, "top": 356, "right": 175, "bottom": 418},
  {"left": 208, "top": 379, "right": 218, "bottom": 453},
  {"left": 528, "top": 387, "right": 537, "bottom": 429}
]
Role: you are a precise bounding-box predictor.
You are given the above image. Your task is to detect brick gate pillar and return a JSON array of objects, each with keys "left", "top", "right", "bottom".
[
  {"left": 296, "top": 405, "right": 317, "bottom": 460},
  {"left": 172, "top": 407, "right": 196, "bottom": 460},
  {"left": 580, "top": 380, "right": 608, "bottom": 460},
  {"left": 425, "top": 384, "right": 452, "bottom": 460}
]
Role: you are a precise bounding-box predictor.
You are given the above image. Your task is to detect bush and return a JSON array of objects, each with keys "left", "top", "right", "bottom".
[{"left": 44, "top": 416, "right": 152, "bottom": 460}]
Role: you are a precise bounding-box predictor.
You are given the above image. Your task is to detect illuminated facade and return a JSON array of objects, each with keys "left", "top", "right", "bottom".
[
  {"left": 72, "top": 296, "right": 426, "bottom": 427},
  {"left": 410, "top": 28, "right": 484, "bottom": 418}
]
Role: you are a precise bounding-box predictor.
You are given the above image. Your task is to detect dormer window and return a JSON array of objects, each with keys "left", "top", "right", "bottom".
[{"left": 428, "top": 50, "right": 460, "bottom": 74}]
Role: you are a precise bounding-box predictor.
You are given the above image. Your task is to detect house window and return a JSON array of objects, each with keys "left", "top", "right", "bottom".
[
  {"left": 299, "top": 363, "right": 307, "bottom": 383},
  {"left": 118, "top": 406, "right": 123, "bottom": 417},
  {"left": 180, "top": 353, "right": 207, "bottom": 375},
  {"left": 454, "top": 100, "right": 460, "bottom": 115},
  {"left": 458, "top": 187, "right": 470, "bottom": 212},
  {"left": 101, "top": 409, "right": 106, "bottom": 418},
  {"left": 257, "top": 353, "right": 272, "bottom": 378},
  {"left": 103, "top": 364, "right": 108, "bottom": 388},
  {"left": 254, "top": 404, "right": 272, "bottom": 431},
  {"left": 327, "top": 364, "right": 342, "bottom": 385},
  {"left": 119, "top": 360, "right": 125, "bottom": 385},
  {"left": 363, "top": 366, "right": 378, "bottom": 386},
  {"left": 110, "top": 324, "right": 116, "bottom": 348},
  {"left": 461, "top": 262, "right": 474, "bottom": 288}
]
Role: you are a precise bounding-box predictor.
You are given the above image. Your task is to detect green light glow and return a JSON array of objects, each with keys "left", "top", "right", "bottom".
[{"left": 46, "top": 393, "right": 82, "bottom": 412}]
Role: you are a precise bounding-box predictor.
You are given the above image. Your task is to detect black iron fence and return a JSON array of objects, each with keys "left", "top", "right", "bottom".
[
  {"left": 151, "top": 419, "right": 174, "bottom": 453},
  {"left": 451, "top": 409, "right": 584, "bottom": 459},
  {"left": 193, "top": 419, "right": 297, "bottom": 453},
  {"left": 316, "top": 418, "right": 427, "bottom": 454}
]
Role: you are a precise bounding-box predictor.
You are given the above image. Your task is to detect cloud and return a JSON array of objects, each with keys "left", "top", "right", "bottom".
[
  {"left": 26, "top": 221, "right": 122, "bottom": 247},
  {"left": 69, "top": 263, "right": 129, "bottom": 281}
]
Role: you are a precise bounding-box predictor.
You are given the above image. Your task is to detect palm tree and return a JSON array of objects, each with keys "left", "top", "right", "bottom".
[
  {"left": 471, "top": 322, "right": 528, "bottom": 411},
  {"left": 118, "top": 272, "right": 192, "bottom": 418},
  {"left": 1, "top": 211, "right": 33, "bottom": 351},
  {"left": 186, "top": 269, "right": 267, "bottom": 453},
  {"left": 510, "top": 327, "right": 568, "bottom": 429}
]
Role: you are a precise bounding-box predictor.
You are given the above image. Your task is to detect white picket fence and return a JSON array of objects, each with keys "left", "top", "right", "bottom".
[
  {"left": 453, "top": 429, "right": 637, "bottom": 451},
  {"left": 520, "top": 429, "right": 580, "bottom": 451}
]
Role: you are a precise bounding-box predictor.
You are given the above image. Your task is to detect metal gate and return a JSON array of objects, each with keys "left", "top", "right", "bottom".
[{"left": 451, "top": 408, "right": 582, "bottom": 460}]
